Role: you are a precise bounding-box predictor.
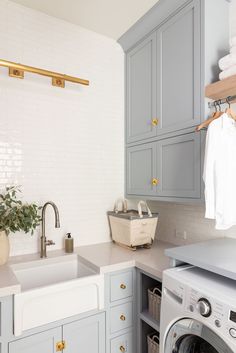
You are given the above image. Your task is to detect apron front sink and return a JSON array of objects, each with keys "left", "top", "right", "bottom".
[{"left": 11, "top": 255, "right": 104, "bottom": 336}]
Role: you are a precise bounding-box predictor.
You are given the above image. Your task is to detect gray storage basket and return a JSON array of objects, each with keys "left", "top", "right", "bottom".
[
  {"left": 147, "top": 333, "right": 159, "bottom": 353},
  {"left": 148, "top": 288, "right": 162, "bottom": 322}
]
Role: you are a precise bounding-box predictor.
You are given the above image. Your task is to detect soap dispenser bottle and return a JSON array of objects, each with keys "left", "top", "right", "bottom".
[{"left": 65, "top": 233, "right": 74, "bottom": 253}]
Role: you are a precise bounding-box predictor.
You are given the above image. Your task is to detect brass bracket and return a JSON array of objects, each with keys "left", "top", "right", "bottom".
[
  {"left": 9, "top": 67, "right": 24, "bottom": 79},
  {"left": 52, "top": 77, "right": 65, "bottom": 88},
  {"left": 56, "top": 341, "right": 66, "bottom": 351},
  {"left": 0, "top": 58, "right": 89, "bottom": 87}
]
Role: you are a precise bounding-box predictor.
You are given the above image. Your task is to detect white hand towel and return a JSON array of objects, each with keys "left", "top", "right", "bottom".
[
  {"left": 230, "top": 46, "right": 236, "bottom": 54},
  {"left": 219, "top": 65, "right": 236, "bottom": 80},
  {"left": 203, "top": 114, "right": 236, "bottom": 230},
  {"left": 219, "top": 54, "right": 236, "bottom": 70}
]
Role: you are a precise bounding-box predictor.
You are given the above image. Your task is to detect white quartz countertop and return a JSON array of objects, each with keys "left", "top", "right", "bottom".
[
  {"left": 0, "top": 240, "right": 173, "bottom": 297},
  {"left": 76, "top": 240, "right": 172, "bottom": 277}
]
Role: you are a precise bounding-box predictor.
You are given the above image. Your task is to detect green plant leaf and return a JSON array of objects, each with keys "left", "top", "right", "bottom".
[{"left": 0, "top": 185, "right": 42, "bottom": 235}]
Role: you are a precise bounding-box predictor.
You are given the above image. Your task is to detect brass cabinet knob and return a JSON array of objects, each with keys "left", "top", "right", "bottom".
[
  {"left": 120, "top": 314, "right": 126, "bottom": 321},
  {"left": 151, "top": 118, "right": 159, "bottom": 126},
  {"left": 120, "top": 283, "right": 126, "bottom": 290},
  {"left": 120, "top": 346, "right": 126, "bottom": 352},
  {"left": 152, "top": 178, "right": 159, "bottom": 186},
  {"left": 56, "top": 341, "right": 66, "bottom": 352}
]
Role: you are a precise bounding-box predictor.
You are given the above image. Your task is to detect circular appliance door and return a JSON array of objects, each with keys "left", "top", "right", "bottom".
[{"left": 165, "top": 318, "right": 234, "bottom": 353}]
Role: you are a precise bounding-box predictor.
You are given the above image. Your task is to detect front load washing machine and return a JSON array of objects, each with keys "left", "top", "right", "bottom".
[{"left": 160, "top": 266, "right": 236, "bottom": 353}]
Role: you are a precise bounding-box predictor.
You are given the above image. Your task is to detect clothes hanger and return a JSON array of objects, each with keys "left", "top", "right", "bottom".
[
  {"left": 225, "top": 97, "right": 236, "bottom": 121},
  {"left": 196, "top": 101, "right": 223, "bottom": 132}
]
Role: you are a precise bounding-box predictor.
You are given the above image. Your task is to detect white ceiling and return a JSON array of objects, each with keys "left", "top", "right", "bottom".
[{"left": 10, "top": 0, "right": 159, "bottom": 40}]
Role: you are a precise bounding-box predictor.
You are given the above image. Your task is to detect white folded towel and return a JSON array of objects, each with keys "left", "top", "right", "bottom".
[
  {"left": 219, "top": 54, "right": 236, "bottom": 70},
  {"left": 230, "top": 36, "right": 236, "bottom": 47},
  {"left": 230, "top": 46, "right": 236, "bottom": 54},
  {"left": 219, "top": 65, "right": 236, "bottom": 80}
]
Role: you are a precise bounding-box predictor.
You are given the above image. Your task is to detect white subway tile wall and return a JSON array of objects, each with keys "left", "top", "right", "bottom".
[
  {"left": 1, "top": 0, "right": 236, "bottom": 255},
  {"left": 0, "top": 0, "right": 124, "bottom": 255},
  {"left": 148, "top": 201, "right": 236, "bottom": 246}
]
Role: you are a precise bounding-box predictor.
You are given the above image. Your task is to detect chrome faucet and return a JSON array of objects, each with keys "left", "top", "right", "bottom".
[{"left": 40, "top": 201, "right": 60, "bottom": 258}]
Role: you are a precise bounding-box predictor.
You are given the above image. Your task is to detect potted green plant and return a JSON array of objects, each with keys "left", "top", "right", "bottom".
[{"left": 0, "top": 186, "right": 42, "bottom": 265}]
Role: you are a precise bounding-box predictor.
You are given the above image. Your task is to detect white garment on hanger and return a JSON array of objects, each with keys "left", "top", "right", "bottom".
[{"left": 203, "top": 113, "right": 236, "bottom": 230}]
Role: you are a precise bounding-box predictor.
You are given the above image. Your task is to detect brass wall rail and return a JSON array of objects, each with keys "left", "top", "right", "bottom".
[{"left": 0, "top": 59, "right": 89, "bottom": 88}]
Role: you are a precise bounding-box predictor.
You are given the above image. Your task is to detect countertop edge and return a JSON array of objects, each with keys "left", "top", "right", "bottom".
[{"left": 0, "top": 240, "right": 173, "bottom": 297}]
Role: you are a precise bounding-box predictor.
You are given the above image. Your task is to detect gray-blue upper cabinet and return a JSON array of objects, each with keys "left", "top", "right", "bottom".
[
  {"left": 126, "top": 132, "right": 201, "bottom": 200},
  {"left": 120, "top": 0, "right": 229, "bottom": 202},
  {"left": 156, "top": 0, "right": 201, "bottom": 136},
  {"left": 122, "top": 0, "right": 229, "bottom": 144},
  {"left": 126, "top": 0, "right": 201, "bottom": 143},
  {"left": 156, "top": 133, "right": 201, "bottom": 198},
  {"left": 126, "top": 143, "right": 157, "bottom": 196},
  {"left": 126, "top": 32, "right": 157, "bottom": 143}
]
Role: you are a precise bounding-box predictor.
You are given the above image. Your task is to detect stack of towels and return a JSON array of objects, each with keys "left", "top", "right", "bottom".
[{"left": 219, "top": 36, "right": 236, "bottom": 80}]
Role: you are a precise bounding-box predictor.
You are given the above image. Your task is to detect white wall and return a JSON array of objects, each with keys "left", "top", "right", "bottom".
[
  {"left": 230, "top": 0, "right": 236, "bottom": 38},
  {"left": 0, "top": 0, "right": 124, "bottom": 255}
]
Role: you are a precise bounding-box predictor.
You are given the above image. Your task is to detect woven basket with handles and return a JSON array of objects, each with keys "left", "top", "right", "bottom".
[
  {"left": 108, "top": 199, "right": 158, "bottom": 249},
  {"left": 147, "top": 333, "right": 159, "bottom": 353},
  {"left": 148, "top": 287, "right": 162, "bottom": 322}
]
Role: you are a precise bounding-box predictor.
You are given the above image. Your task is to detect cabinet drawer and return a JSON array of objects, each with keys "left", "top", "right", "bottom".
[
  {"left": 110, "top": 270, "right": 133, "bottom": 302},
  {"left": 110, "top": 302, "right": 133, "bottom": 334},
  {"left": 110, "top": 332, "right": 133, "bottom": 353}
]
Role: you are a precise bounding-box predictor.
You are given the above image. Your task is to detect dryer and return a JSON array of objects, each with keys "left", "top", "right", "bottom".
[{"left": 160, "top": 266, "right": 236, "bottom": 353}]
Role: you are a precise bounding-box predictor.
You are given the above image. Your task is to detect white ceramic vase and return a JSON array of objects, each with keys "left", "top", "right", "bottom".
[{"left": 0, "top": 231, "right": 10, "bottom": 265}]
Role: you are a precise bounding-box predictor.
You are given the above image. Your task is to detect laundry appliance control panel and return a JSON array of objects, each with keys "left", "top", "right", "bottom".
[{"left": 185, "top": 287, "right": 236, "bottom": 343}]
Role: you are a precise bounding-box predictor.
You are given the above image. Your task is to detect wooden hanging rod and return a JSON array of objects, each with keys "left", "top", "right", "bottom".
[{"left": 0, "top": 59, "right": 89, "bottom": 88}]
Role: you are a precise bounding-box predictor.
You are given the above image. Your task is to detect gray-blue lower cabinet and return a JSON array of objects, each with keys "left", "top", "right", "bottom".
[
  {"left": 126, "top": 132, "right": 202, "bottom": 201},
  {"left": 8, "top": 313, "right": 105, "bottom": 353},
  {"left": 63, "top": 313, "right": 105, "bottom": 353},
  {"left": 137, "top": 270, "right": 162, "bottom": 353},
  {"left": 105, "top": 268, "right": 136, "bottom": 353},
  {"left": 9, "top": 327, "right": 62, "bottom": 353}
]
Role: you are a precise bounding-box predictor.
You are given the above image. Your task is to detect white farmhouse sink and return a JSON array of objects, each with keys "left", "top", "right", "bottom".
[{"left": 11, "top": 255, "right": 104, "bottom": 336}]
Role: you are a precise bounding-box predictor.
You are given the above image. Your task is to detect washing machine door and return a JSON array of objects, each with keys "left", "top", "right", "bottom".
[{"left": 165, "top": 318, "right": 233, "bottom": 353}]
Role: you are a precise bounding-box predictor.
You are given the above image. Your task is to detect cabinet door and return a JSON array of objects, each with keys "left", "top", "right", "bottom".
[
  {"left": 156, "top": 0, "right": 201, "bottom": 135},
  {"left": 126, "top": 32, "right": 157, "bottom": 143},
  {"left": 156, "top": 133, "right": 201, "bottom": 198},
  {"left": 63, "top": 313, "right": 105, "bottom": 353},
  {"left": 126, "top": 143, "right": 156, "bottom": 196},
  {"left": 9, "top": 327, "right": 62, "bottom": 353}
]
